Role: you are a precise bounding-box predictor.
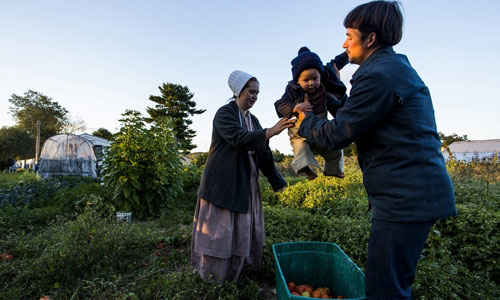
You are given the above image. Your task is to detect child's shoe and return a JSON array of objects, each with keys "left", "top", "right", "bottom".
[
  {"left": 324, "top": 171, "right": 344, "bottom": 178},
  {"left": 300, "top": 166, "right": 317, "bottom": 181}
]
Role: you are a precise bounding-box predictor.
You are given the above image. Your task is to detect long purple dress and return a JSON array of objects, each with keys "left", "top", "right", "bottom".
[{"left": 191, "top": 112, "right": 265, "bottom": 283}]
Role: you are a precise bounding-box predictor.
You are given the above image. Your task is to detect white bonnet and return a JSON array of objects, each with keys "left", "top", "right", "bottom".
[{"left": 228, "top": 70, "right": 254, "bottom": 97}]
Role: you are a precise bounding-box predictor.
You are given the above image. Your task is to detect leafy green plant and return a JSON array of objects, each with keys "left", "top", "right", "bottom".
[
  {"left": 262, "top": 158, "right": 367, "bottom": 218},
  {"left": 261, "top": 156, "right": 500, "bottom": 299},
  {"left": 53, "top": 181, "right": 111, "bottom": 212},
  {"left": 179, "top": 162, "right": 203, "bottom": 198},
  {"left": 1, "top": 152, "right": 499, "bottom": 299},
  {"left": 434, "top": 203, "right": 500, "bottom": 283},
  {"left": 261, "top": 205, "right": 370, "bottom": 279},
  {"left": 416, "top": 225, "right": 499, "bottom": 299},
  {"left": 109, "top": 271, "right": 260, "bottom": 300},
  {"left": 0, "top": 196, "right": 166, "bottom": 300},
  {"left": 102, "top": 110, "right": 183, "bottom": 219},
  {"left": 0, "top": 173, "right": 103, "bottom": 211}
]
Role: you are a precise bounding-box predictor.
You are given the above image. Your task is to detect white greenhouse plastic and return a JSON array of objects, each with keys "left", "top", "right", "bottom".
[{"left": 39, "top": 134, "right": 98, "bottom": 179}]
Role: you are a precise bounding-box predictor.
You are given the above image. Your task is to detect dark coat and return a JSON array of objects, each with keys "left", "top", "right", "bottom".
[
  {"left": 299, "top": 46, "right": 457, "bottom": 222},
  {"left": 274, "top": 52, "right": 348, "bottom": 119},
  {"left": 198, "top": 100, "right": 286, "bottom": 213}
]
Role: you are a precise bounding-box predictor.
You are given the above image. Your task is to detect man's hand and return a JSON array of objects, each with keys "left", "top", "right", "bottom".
[{"left": 333, "top": 63, "right": 341, "bottom": 80}]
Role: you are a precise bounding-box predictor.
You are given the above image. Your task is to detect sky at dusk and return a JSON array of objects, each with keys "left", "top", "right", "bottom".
[{"left": 1, "top": 0, "right": 499, "bottom": 154}]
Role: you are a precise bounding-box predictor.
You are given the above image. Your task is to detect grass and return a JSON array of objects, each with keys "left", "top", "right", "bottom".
[
  {"left": 0, "top": 171, "right": 23, "bottom": 184},
  {"left": 1, "top": 158, "right": 499, "bottom": 299}
]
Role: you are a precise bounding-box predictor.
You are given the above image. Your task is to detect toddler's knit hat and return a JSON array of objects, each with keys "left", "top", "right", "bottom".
[
  {"left": 291, "top": 46, "right": 324, "bottom": 82},
  {"left": 228, "top": 70, "right": 255, "bottom": 97}
]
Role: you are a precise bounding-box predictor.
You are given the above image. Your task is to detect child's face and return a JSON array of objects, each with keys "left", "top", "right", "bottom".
[{"left": 297, "top": 68, "right": 321, "bottom": 94}]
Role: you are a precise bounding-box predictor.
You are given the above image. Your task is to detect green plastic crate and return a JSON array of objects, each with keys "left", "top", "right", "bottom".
[{"left": 273, "top": 241, "right": 366, "bottom": 300}]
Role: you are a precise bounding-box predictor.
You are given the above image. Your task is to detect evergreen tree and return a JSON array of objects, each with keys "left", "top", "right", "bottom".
[{"left": 147, "top": 83, "right": 205, "bottom": 153}]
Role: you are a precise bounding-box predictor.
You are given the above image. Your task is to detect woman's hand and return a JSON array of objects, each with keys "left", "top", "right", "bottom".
[{"left": 266, "top": 117, "right": 294, "bottom": 139}]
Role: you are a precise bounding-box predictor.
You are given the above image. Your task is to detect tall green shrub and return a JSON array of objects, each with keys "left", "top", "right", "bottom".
[{"left": 102, "top": 110, "right": 183, "bottom": 219}]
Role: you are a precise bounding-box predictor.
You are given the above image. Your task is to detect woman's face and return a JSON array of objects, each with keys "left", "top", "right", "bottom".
[
  {"left": 238, "top": 80, "right": 259, "bottom": 111},
  {"left": 343, "top": 28, "right": 371, "bottom": 65}
]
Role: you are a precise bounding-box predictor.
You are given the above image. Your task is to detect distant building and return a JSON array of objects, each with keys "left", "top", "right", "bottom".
[
  {"left": 443, "top": 139, "right": 500, "bottom": 162},
  {"left": 78, "top": 133, "right": 112, "bottom": 159},
  {"left": 38, "top": 133, "right": 112, "bottom": 179},
  {"left": 78, "top": 133, "right": 112, "bottom": 177}
]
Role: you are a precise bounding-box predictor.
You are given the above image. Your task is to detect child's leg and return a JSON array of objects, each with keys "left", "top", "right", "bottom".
[
  {"left": 319, "top": 148, "right": 344, "bottom": 178},
  {"left": 290, "top": 137, "right": 320, "bottom": 174},
  {"left": 309, "top": 111, "right": 344, "bottom": 177}
]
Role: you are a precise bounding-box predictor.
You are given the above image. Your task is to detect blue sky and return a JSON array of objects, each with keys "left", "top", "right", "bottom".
[{"left": 1, "top": 0, "right": 499, "bottom": 154}]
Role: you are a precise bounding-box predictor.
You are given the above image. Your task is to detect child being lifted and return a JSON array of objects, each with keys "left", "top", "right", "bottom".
[{"left": 274, "top": 47, "right": 348, "bottom": 180}]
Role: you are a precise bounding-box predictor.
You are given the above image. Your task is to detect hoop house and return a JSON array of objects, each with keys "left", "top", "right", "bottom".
[{"left": 39, "top": 134, "right": 97, "bottom": 179}]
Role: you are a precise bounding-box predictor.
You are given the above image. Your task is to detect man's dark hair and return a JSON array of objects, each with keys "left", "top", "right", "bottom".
[{"left": 344, "top": 1, "right": 403, "bottom": 47}]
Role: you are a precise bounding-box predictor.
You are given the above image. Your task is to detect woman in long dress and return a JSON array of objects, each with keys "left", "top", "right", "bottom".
[{"left": 191, "top": 70, "right": 293, "bottom": 283}]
